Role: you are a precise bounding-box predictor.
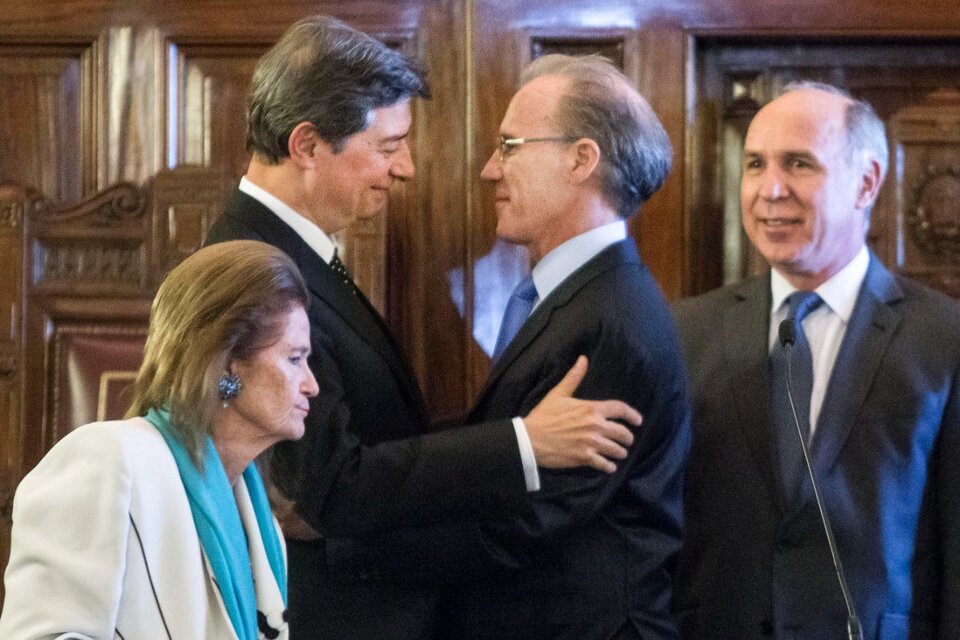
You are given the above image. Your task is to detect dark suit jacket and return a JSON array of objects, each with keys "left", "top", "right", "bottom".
[
  {"left": 346, "top": 240, "right": 688, "bottom": 639},
  {"left": 672, "top": 254, "right": 960, "bottom": 640},
  {"left": 205, "top": 189, "right": 527, "bottom": 640}
]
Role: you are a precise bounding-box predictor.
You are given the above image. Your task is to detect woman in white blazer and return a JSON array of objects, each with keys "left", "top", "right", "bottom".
[{"left": 0, "top": 240, "right": 319, "bottom": 640}]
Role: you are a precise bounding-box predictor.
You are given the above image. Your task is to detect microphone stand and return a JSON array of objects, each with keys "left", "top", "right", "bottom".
[{"left": 779, "top": 321, "right": 863, "bottom": 640}]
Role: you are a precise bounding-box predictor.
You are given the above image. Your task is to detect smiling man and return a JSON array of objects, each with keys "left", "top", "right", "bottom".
[
  {"left": 205, "top": 16, "right": 643, "bottom": 640},
  {"left": 433, "top": 54, "right": 690, "bottom": 640},
  {"left": 296, "top": 53, "right": 690, "bottom": 640},
  {"left": 336, "top": 53, "right": 690, "bottom": 640},
  {"left": 673, "top": 83, "right": 960, "bottom": 640}
]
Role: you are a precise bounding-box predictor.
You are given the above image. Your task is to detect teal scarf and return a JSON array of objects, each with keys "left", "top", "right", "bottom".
[{"left": 144, "top": 407, "right": 286, "bottom": 640}]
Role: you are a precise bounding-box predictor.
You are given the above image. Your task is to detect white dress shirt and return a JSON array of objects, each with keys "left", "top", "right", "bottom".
[
  {"left": 768, "top": 245, "right": 870, "bottom": 437},
  {"left": 531, "top": 220, "right": 628, "bottom": 310},
  {"left": 239, "top": 177, "right": 541, "bottom": 490},
  {"left": 240, "top": 177, "right": 338, "bottom": 261},
  {"left": 505, "top": 220, "right": 627, "bottom": 481}
]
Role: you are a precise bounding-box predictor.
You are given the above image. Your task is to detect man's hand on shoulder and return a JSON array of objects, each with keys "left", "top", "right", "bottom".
[{"left": 523, "top": 355, "right": 640, "bottom": 474}]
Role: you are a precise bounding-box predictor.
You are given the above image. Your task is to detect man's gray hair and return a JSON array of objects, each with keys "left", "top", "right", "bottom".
[
  {"left": 521, "top": 54, "right": 672, "bottom": 218},
  {"left": 246, "top": 15, "right": 429, "bottom": 162},
  {"left": 780, "top": 80, "right": 888, "bottom": 181}
]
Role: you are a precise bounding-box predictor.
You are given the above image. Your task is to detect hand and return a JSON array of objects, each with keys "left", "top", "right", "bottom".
[
  {"left": 267, "top": 484, "right": 323, "bottom": 541},
  {"left": 523, "top": 355, "right": 640, "bottom": 474}
]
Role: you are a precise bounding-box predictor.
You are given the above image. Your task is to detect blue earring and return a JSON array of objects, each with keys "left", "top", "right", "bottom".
[{"left": 218, "top": 372, "right": 243, "bottom": 406}]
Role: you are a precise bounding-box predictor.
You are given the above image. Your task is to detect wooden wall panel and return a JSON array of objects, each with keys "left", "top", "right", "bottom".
[
  {"left": 96, "top": 28, "right": 165, "bottom": 188},
  {"left": 172, "top": 43, "right": 265, "bottom": 179},
  {"left": 0, "top": 48, "right": 87, "bottom": 203},
  {"left": 889, "top": 91, "right": 960, "bottom": 297},
  {"left": 3, "top": 0, "right": 960, "bottom": 607}
]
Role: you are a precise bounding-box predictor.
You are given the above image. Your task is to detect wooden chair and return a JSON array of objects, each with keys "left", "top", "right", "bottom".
[{"left": 0, "top": 166, "right": 229, "bottom": 600}]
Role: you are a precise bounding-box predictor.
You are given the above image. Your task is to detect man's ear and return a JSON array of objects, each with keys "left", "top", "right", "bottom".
[
  {"left": 855, "top": 156, "right": 883, "bottom": 210},
  {"left": 288, "top": 121, "right": 320, "bottom": 168},
  {"left": 569, "top": 138, "right": 601, "bottom": 184}
]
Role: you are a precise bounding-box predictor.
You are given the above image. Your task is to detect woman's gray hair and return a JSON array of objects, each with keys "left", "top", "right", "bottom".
[
  {"left": 521, "top": 54, "right": 673, "bottom": 218},
  {"left": 247, "top": 15, "right": 429, "bottom": 162}
]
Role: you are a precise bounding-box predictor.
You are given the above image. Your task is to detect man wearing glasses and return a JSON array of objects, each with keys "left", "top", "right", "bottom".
[
  {"left": 340, "top": 53, "right": 690, "bottom": 640},
  {"left": 205, "top": 17, "right": 645, "bottom": 640}
]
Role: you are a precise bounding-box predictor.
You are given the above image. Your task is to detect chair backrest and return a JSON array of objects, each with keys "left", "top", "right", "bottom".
[
  {"left": 18, "top": 166, "right": 229, "bottom": 465},
  {"left": 0, "top": 166, "right": 229, "bottom": 601}
]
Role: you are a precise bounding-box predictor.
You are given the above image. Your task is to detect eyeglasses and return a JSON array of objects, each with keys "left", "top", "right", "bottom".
[{"left": 497, "top": 135, "right": 579, "bottom": 160}]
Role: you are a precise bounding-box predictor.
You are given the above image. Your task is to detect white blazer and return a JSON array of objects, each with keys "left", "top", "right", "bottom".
[{"left": 0, "top": 417, "right": 287, "bottom": 640}]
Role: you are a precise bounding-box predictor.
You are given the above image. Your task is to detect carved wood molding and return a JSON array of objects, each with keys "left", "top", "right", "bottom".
[
  {"left": 907, "top": 166, "right": 960, "bottom": 263},
  {"left": 150, "top": 165, "right": 229, "bottom": 287},
  {"left": 0, "top": 201, "right": 22, "bottom": 229},
  {"left": 0, "top": 184, "right": 53, "bottom": 229},
  {"left": 23, "top": 167, "right": 225, "bottom": 295},
  {"left": 891, "top": 88, "right": 960, "bottom": 268},
  {"left": 33, "top": 182, "right": 145, "bottom": 228}
]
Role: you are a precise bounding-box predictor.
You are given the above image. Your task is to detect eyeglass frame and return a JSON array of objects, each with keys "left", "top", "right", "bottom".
[{"left": 497, "top": 135, "right": 580, "bottom": 160}]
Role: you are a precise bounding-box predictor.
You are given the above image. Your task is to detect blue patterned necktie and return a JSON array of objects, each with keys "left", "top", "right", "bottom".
[
  {"left": 771, "top": 291, "right": 824, "bottom": 500},
  {"left": 493, "top": 274, "right": 537, "bottom": 361}
]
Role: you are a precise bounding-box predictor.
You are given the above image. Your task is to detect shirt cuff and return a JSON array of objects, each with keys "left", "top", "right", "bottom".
[{"left": 512, "top": 417, "right": 541, "bottom": 492}]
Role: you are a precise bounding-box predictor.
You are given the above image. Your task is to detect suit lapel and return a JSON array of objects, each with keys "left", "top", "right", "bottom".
[
  {"left": 809, "top": 254, "right": 903, "bottom": 479},
  {"left": 722, "top": 276, "right": 787, "bottom": 513},
  {"left": 223, "top": 191, "right": 427, "bottom": 417},
  {"left": 474, "top": 240, "right": 638, "bottom": 405}
]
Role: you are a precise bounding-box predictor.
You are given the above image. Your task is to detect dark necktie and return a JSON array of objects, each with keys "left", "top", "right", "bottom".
[
  {"left": 329, "top": 249, "right": 357, "bottom": 295},
  {"left": 770, "top": 291, "right": 823, "bottom": 501},
  {"left": 493, "top": 274, "right": 537, "bottom": 361}
]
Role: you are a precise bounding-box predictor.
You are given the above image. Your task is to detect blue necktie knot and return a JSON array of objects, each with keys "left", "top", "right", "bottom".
[
  {"left": 493, "top": 274, "right": 537, "bottom": 361},
  {"left": 513, "top": 276, "right": 538, "bottom": 302},
  {"left": 786, "top": 291, "right": 823, "bottom": 325}
]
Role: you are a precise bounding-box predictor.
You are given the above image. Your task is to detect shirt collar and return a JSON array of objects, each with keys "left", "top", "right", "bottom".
[
  {"left": 531, "top": 220, "right": 627, "bottom": 304},
  {"left": 239, "top": 176, "right": 338, "bottom": 264},
  {"left": 770, "top": 244, "right": 870, "bottom": 323}
]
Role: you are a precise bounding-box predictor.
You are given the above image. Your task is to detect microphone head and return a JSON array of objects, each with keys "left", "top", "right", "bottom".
[{"left": 778, "top": 319, "right": 797, "bottom": 347}]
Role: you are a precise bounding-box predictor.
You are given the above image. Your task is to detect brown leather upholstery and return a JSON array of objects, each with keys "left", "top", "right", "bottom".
[{"left": 52, "top": 326, "right": 147, "bottom": 437}]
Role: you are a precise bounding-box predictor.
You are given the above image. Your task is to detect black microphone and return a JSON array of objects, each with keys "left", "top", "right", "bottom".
[{"left": 778, "top": 319, "right": 862, "bottom": 640}]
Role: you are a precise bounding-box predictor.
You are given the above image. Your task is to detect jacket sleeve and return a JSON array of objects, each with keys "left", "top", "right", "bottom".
[
  {"left": 327, "top": 322, "right": 690, "bottom": 588},
  {"left": 277, "top": 343, "right": 527, "bottom": 538},
  {"left": 0, "top": 425, "right": 131, "bottom": 640}
]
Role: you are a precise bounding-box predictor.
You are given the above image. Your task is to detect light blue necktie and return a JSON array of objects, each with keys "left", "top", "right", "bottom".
[
  {"left": 771, "top": 291, "right": 824, "bottom": 501},
  {"left": 493, "top": 274, "right": 537, "bottom": 361}
]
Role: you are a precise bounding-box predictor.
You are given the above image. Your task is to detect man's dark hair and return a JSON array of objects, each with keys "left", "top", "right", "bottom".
[{"left": 246, "top": 15, "right": 430, "bottom": 162}]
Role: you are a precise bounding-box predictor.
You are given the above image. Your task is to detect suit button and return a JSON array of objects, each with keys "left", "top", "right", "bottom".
[{"left": 759, "top": 620, "right": 773, "bottom": 636}]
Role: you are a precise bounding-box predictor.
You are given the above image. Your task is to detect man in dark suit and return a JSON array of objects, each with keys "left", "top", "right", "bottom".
[
  {"left": 437, "top": 53, "right": 690, "bottom": 640},
  {"left": 673, "top": 82, "right": 960, "bottom": 640},
  {"left": 205, "top": 16, "right": 641, "bottom": 640},
  {"left": 344, "top": 53, "right": 690, "bottom": 640}
]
